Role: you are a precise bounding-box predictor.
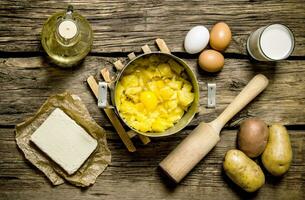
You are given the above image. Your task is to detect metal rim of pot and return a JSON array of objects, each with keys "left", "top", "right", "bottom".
[{"left": 102, "top": 52, "right": 199, "bottom": 137}]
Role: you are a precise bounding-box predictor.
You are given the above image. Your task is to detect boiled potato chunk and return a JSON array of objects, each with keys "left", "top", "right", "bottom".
[
  {"left": 125, "top": 86, "right": 142, "bottom": 103},
  {"left": 134, "top": 103, "right": 145, "bottom": 111},
  {"left": 125, "top": 87, "right": 142, "bottom": 95},
  {"left": 140, "top": 91, "right": 158, "bottom": 111},
  {"left": 157, "top": 105, "right": 169, "bottom": 118},
  {"left": 158, "top": 63, "right": 173, "bottom": 78},
  {"left": 178, "top": 90, "right": 195, "bottom": 108},
  {"left": 168, "top": 107, "right": 184, "bottom": 123},
  {"left": 160, "top": 86, "right": 175, "bottom": 100},
  {"left": 168, "top": 59, "right": 184, "bottom": 75},
  {"left": 121, "top": 74, "right": 139, "bottom": 87},
  {"left": 138, "top": 76, "right": 145, "bottom": 87},
  {"left": 115, "top": 83, "right": 124, "bottom": 110},
  {"left": 142, "top": 69, "right": 155, "bottom": 80},
  {"left": 182, "top": 82, "right": 193, "bottom": 92},
  {"left": 147, "top": 66, "right": 161, "bottom": 78},
  {"left": 168, "top": 79, "right": 183, "bottom": 90},
  {"left": 147, "top": 80, "right": 164, "bottom": 93},
  {"left": 164, "top": 100, "right": 178, "bottom": 111},
  {"left": 130, "top": 120, "right": 151, "bottom": 133},
  {"left": 120, "top": 100, "right": 137, "bottom": 114},
  {"left": 115, "top": 60, "right": 194, "bottom": 133},
  {"left": 152, "top": 118, "right": 173, "bottom": 132}
]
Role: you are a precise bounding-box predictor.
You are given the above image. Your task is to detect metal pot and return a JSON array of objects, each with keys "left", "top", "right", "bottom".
[{"left": 98, "top": 52, "right": 199, "bottom": 137}]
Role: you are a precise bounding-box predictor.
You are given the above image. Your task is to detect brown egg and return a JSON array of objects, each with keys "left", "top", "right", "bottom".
[
  {"left": 198, "top": 50, "right": 224, "bottom": 72},
  {"left": 210, "top": 22, "right": 232, "bottom": 51}
]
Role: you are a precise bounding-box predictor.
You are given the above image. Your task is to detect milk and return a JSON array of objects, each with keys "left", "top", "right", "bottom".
[{"left": 247, "top": 24, "right": 294, "bottom": 61}]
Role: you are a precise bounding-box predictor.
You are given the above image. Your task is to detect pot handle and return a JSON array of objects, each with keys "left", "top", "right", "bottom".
[{"left": 98, "top": 82, "right": 114, "bottom": 109}]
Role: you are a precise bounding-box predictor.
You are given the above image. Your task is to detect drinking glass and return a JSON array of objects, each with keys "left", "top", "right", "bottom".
[{"left": 247, "top": 24, "right": 294, "bottom": 61}]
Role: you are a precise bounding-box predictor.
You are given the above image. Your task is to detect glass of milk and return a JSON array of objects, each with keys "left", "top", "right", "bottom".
[{"left": 247, "top": 24, "right": 294, "bottom": 61}]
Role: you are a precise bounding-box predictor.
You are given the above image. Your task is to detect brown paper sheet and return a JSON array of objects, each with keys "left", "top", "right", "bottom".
[{"left": 15, "top": 92, "right": 111, "bottom": 187}]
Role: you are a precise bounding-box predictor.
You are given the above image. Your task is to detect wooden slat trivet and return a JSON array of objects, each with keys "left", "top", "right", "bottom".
[
  {"left": 155, "top": 38, "right": 171, "bottom": 54},
  {"left": 87, "top": 76, "right": 136, "bottom": 152},
  {"left": 100, "top": 67, "right": 114, "bottom": 82},
  {"left": 141, "top": 44, "right": 152, "bottom": 54},
  {"left": 113, "top": 60, "right": 125, "bottom": 71},
  {"left": 87, "top": 39, "right": 174, "bottom": 151},
  {"left": 101, "top": 62, "right": 151, "bottom": 146},
  {"left": 127, "top": 52, "right": 136, "bottom": 60}
]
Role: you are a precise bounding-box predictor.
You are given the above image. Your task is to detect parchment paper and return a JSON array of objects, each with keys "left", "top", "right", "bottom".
[{"left": 15, "top": 92, "right": 111, "bottom": 187}]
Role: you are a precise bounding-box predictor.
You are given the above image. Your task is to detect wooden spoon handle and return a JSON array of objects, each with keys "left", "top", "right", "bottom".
[{"left": 212, "top": 74, "right": 269, "bottom": 131}]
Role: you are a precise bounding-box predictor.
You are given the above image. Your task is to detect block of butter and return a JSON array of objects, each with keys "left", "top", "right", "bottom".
[{"left": 30, "top": 108, "right": 98, "bottom": 175}]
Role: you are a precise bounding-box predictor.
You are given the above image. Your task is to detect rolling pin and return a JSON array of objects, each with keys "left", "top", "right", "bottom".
[{"left": 159, "top": 74, "right": 269, "bottom": 183}]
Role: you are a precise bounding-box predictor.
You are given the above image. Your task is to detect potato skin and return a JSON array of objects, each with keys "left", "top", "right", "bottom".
[
  {"left": 262, "top": 124, "right": 292, "bottom": 176},
  {"left": 223, "top": 149, "right": 265, "bottom": 192},
  {"left": 238, "top": 118, "right": 269, "bottom": 158}
]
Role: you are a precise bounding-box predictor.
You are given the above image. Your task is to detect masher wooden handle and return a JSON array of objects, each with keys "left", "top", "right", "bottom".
[
  {"left": 159, "top": 74, "right": 269, "bottom": 183},
  {"left": 211, "top": 74, "right": 269, "bottom": 131},
  {"left": 159, "top": 122, "right": 220, "bottom": 183}
]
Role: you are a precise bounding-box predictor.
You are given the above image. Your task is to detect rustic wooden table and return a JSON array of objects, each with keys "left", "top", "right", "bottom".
[{"left": 0, "top": 1, "right": 304, "bottom": 199}]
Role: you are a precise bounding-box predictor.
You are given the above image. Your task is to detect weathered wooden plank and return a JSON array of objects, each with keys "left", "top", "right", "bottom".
[
  {"left": 0, "top": 0, "right": 305, "bottom": 55},
  {"left": 0, "top": 127, "right": 304, "bottom": 199},
  {"left": 0, "top": 56, "right": 305, "bottom": 127}
]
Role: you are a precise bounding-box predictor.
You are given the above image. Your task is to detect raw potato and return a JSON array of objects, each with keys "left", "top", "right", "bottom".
[
  {"left": 262, "top": 124, "right": 292, "bottom": 176},
  {"left": 223, "top": 149, "right": 265, "bottom": 192},
  {"left": 238, "top": 118, "right": 269, "bottom": 158}
]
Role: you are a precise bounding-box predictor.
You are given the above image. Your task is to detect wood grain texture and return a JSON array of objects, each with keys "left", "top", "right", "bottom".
[
  {"left": 1, "top": 1, "right": 305, "bottom": 199},
  {"left": 0, "top": 56, "right": 304, "bottom": 127},
  {"left": 0, "top": 127, "right": 304, "bottom": 200},
  {"left": 0, "top": 0, "right": 305, "bottom": 55}
]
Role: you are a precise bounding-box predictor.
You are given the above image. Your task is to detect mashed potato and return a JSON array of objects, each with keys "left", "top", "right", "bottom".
[{"left": 115, "top": 58, "right": 194, "bottom": 133}]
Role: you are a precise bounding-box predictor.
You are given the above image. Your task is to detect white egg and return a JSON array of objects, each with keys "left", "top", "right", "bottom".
[{"left": 184, "top": 25, "right": 210, "bottom": 54}]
